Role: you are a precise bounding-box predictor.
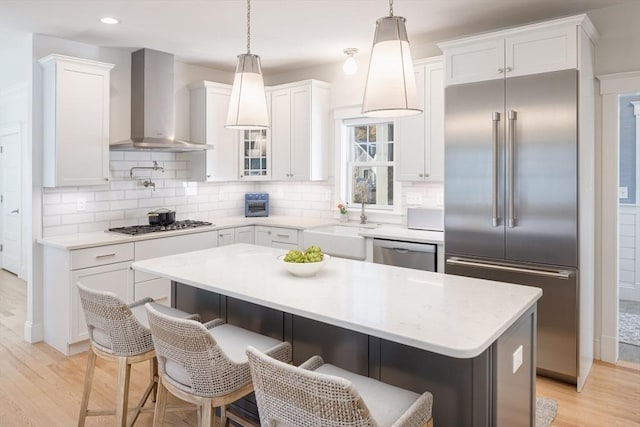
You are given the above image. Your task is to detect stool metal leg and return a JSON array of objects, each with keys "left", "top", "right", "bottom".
[{"left": 77, "top": 349, "right": 97, "bottom": 427}]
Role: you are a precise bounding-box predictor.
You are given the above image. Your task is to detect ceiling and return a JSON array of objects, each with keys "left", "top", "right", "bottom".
[{"left": 0, "top": 0, "right": 629, "bottom": 74}]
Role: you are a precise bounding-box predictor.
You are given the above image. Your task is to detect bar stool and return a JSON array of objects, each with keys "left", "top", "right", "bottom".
[
  {"left": 145, "top": 303, "right": 292, "bottom": 427},
  {"left": 76, "top": 282, "right": 198, "bottom": 427},
  {"left": 247, "top": 346, "right": 434, "bottom": 427}
]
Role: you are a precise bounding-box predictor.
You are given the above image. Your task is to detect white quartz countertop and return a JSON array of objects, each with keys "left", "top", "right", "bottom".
[
  {"left": 37, "top": 216, "right": 335, "bottom": 250},
  {"left": 132, "top": 243, "right": 541, "bottom": 359}
]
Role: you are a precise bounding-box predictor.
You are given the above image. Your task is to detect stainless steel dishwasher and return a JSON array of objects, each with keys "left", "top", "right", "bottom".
[{"left": 372, "top": 239, "right": 437, "bottom": 272}]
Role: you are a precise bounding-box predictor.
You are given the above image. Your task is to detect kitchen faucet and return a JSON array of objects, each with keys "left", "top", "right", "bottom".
[{"left": 357, "top": 182, "right": 368, "bottom": 224}]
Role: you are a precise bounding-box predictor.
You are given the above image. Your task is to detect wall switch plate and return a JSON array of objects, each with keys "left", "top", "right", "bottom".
[
  {"left": 512, "top": 345, "right": 523, "bottom": 374},
  {"left": 76, "top": 198, "right": 86, "bottom": 211},
  {"left": 407, "top": 193, "right": 422, "bottom": 205},
  {"left": 619, "top": 187, "right": 629, "bottom": 199},
  {"left": 183, "top": 182, "right": 198, "bottom": 196}
]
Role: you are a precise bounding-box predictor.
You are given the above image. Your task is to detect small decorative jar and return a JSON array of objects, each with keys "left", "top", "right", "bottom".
[
  {"left": 337, "top": 203, "right": 348, "bottom": 222},
  {"left": 339, "top": 212, "right": 349, "bottom": 222}
]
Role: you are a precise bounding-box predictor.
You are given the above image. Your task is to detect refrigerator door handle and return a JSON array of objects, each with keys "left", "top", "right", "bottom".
[
  {"left": 492, "top": 112, "right": 500, "bottom": 227},
  {"left": 507, "top": 110, "right": 517, "bottom": 228},
  {"left": 446, "top": 257, "right": 572, "bottom": 279}
]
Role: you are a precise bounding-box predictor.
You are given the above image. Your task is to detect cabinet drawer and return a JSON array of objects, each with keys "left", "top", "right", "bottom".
[
  {"left": 71, "top": 243, "right": 134, "bottom": 270},
  {"left": 135, "top": 278, "right": 172, "bottom": 307},
  {"left": 135, "top": 231, "right": 218, "bottom": 260},
  {"left": 270, "top": 227, "right": 298, "bottom": 244}
]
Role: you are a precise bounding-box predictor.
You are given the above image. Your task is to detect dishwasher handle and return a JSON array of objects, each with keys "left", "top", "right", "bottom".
[{"left": 372, "top": 239, "right": 436, "bottom": 253}]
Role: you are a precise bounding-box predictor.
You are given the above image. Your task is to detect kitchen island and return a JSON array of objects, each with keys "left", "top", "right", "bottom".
[{"left": 133, "top": 243, "right": 541, "bottom": 426}]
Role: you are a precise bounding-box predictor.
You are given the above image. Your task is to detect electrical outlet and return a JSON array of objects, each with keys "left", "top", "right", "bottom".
[
  {"left": 619, "top": 187, "right": 628, "bottom": 199},
  {"left": 512, "top": 345, "right": 523, "bottom": 374},
  {"left": 183, "top": 182, "right": 198, "bottom": 196},
  {"left": 76, "top": 198, "right": 86, "bottom": 211}
]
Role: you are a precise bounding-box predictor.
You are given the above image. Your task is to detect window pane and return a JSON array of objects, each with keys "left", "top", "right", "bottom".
[
  {"left": 351, "top": 166, "right": 394, "bottom": 207},
  {"left": 368, "top": 125, "right": 377, "bottom": 142},
  {"left": 354, "top": 126, "right": 368, "bottom": 142}
]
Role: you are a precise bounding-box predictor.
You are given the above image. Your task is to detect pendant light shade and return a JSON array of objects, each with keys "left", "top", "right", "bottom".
[
  {"left": 226, "top": 53, "right": 269, "bottom": 129},
  {"left": 226, "top": 0, "right": 269, "bottom": 129},
  {"left": 362, "top": 12, "right": 422, "bottom": 118}
]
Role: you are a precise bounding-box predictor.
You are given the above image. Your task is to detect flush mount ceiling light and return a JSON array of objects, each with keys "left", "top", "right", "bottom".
[
  {"left": 226, "top": 0, "right": 269, "bottom": 130},
  {"left": 362, "top": 0, "right": 422, "bottom": 118},
  {"left": 100, "top": 17, "right": 120, "bottom": 25},
  {"left": 343, "top": 48, "right": 358, "bottom": 75}
]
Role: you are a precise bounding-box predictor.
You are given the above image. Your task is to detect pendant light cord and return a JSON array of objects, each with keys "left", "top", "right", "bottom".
[
  {"left": 389, "top": 0, "right": 394, "bottom": 16},
  {"left": 247, "top": 0, "right": 251, "bottom": 54}
]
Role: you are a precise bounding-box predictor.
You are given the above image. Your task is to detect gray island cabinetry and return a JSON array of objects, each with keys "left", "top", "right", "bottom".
[{"left": 132, "top": 243, "right": 541, "bottom": 427}]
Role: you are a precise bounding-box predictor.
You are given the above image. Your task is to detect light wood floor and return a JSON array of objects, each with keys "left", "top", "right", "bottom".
[{"left": 1, "top": 270, "right": 640, "bottom": 426}]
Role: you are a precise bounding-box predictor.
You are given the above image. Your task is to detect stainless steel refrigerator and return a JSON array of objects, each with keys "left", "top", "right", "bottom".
[{"left": 444, "top": 69, "right": 579, "bottom": 383}]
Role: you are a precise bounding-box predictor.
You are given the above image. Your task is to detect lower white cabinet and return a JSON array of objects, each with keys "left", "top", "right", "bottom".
[
  {"left": 134, "top": 231, "right": 219, "bottom": 306},
  {"left": 255, "top": 226, "right": 299, "bottom": 249},
  {"left": 43, "top": 242, "right": 135, "bottom": 355},
  {"left": 219, "top": 226, "right": 255, "bottom": 246}
]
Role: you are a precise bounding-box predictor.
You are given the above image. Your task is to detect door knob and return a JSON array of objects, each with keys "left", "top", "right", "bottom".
[{"left": 10, "top": 208, "right": 19, "bottom": 214}]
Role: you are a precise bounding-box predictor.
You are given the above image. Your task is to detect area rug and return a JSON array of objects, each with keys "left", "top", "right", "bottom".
[
  {"left": 536, "top": 397, "right": 558, "bottom": 427},
  {"left": 619, "top": 311, "right": 640, "bottom": 347}
]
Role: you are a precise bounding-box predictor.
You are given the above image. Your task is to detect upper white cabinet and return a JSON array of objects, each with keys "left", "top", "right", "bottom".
[
  {"left": 438, "top": 15, "right": 597, "bottom": 86},
  {"left": 270, "top": 80, "right": 330, "bottom": 181},
  {"left": 188, "top": 81, "right": 239, "bottom": 181},
  {"left": 39, "top": 54, "right": 114, "bottom": 187},
  {"left": 397, "top": 57, "right": 445, "bottom": 182}
]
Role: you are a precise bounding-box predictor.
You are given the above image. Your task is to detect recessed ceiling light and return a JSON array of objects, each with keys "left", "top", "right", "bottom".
[{"left": 100, "top": 17, "right": 120, "bottom": 25}]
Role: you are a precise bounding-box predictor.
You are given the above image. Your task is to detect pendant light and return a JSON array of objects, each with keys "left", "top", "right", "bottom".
[
  {"left": 226, "top": 0, "right": 269, "bottom": 129},
  {"left": 362, "top": 0, "right": 422, "bottom": 117}
]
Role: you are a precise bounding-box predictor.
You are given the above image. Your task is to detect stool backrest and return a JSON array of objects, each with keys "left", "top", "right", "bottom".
[
  {"left": 246, "top": 346, "right": 375, "bottom": 427},
  {"left": 145, "top": 303, "right": 251, "bottom": 397},
  {"left": 76, "top": 282, "right": 153, "bottom": 356}
]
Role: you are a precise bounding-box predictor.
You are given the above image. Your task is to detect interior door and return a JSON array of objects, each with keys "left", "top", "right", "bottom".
[
  {"left": 444, "top": 79, "right": 506, "bottom": 259},
  {"left": 0, "top": 125, "right": 22, "bottom": 275},
  {"left": 504, "top": 70, "right": 578, "bottom": 267}
]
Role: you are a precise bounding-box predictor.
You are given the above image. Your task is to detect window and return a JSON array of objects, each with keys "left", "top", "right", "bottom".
[{"left": 346, "top": 120, "right": 395, "bottom": 209}]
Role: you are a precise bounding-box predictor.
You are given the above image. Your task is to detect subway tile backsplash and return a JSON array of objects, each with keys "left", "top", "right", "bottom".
[{"left": 41, "top": 152, "right": 444, "bottom": 237}]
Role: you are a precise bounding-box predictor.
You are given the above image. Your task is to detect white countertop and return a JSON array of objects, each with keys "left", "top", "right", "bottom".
[
  {"left": 37, "top": 216, "right": 444, "bottom": 250},
  {"left": 37, "top": 216, "right": 335, "bottom": 250},
  {"left": 132, "top": 243, "right": 540, "bottom": 359}
]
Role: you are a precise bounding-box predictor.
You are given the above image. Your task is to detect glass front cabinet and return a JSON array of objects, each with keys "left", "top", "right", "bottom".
[{"left": 240, "top": 129, "right": 270, "bottom": 180}]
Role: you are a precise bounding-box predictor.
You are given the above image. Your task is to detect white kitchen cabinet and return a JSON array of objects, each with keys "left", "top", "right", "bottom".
[
  {"left": 270, "top": 80, "right": 330, "bottom": 181},
  {"left": 43, "top": 242, "right": 134, "bottom": 355},
  {"left": 188, "top": 81, "right": 239, "bottom": 182},
  {"left": 134, "top": 231, "right": 218, "bottom": 306},
  {"left": 397, "top": 57, "right": 445, "bottom": 182},
  {"left": 39, "top": 54, "right": 114, "bottom": 187},
  {"left": 438, "top": 15, "right": 594, "bottom": 86},
  {"left": 254, "top": 226, "right": 299, "bottom": 249},
  {"left": 219, "top": 226, "right": 256, "bottom": 246}
]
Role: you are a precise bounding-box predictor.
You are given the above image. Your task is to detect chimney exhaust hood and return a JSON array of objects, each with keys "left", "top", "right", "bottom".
[{"left": 110, "top": 48, "right": 211, "bottom": 152}]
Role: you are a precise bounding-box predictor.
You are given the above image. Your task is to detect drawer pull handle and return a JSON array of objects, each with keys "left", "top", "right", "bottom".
[
  {"left": 153, "top": 296, "right": 169, "bottom": 303},
  {"left": 276, "top": 234, "right": 289, "bottom": 238},
  {"left": 95, "top": 253, "right": 116, "bottom": 259}
]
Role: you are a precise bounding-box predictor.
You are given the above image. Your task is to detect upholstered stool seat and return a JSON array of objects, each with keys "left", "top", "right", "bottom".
[
  {"left": 76, "top": 282, "right": 198, "bottom": 427},
  {"left": 247, "top": 346, "right": 434, "bottom": 427},
  {"left": 145, "top": 303, "right": 292, "bottom": 427}
]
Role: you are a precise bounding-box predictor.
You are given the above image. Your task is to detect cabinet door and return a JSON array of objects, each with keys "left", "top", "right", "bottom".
[
  {"left": 189, "top": 85, "right": 239, "bottom": 182},
  {"left": 71, "top": 261, "right": 133, "bottom": 343},
  {"left": 44, "top": 58, "right": 112, "bottom": 187},
  {"left": 444, "top": 39, "right": 505, "bottom": 86},
  {"left": 505, "top": 27, "right": 577, "bottom": 78},
  {"left": 397, "top": 66, "right": 426, "bottom": 181},
  {"left": 236, "top": 226, "right": 255, "bottom": 244},
  {"left": 254, "top": 226, "right": 272, "bottom": 247},
  {"left": 424, "top": 62, "right": 445, "bottom": 182},
  {"left": 271, "top": 88, "right": 292, "bottom": 180},
  {"left": 218, "top": 228, "right": 236, "bottom": 247},
  {"left": 291, "top": 85, "right": 311, "bottom": 180}
]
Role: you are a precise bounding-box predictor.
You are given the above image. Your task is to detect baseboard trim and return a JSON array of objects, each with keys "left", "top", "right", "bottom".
[
  {"left": 24, "top": 320, "right": 43, "bottom": 343},
  {"left": 600, "top": 334, "right": 618, "bottom": 364}
]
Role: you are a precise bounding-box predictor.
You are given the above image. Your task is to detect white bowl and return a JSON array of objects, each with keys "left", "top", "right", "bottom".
[{"left": 277, "top": 254, "right": 330, "bottom": 277}]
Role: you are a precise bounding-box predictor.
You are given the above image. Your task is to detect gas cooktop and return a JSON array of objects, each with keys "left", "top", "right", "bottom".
[{"left": 107, "top": 220, "right": 214, "bottom": 235}]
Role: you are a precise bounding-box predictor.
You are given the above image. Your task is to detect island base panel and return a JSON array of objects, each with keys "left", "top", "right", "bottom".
[{"left": 174, "top": 282, "right": 536, "bottom": 427}]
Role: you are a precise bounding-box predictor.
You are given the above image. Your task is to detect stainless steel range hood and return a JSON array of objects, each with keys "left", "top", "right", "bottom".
[{"left": 110, "top": 48, "right": 211, "bottom": 152}]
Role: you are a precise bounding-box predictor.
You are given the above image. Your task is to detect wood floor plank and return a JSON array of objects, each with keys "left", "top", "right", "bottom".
[{"left": 1, "top": 269, "right": 639, "bottom": 426}]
